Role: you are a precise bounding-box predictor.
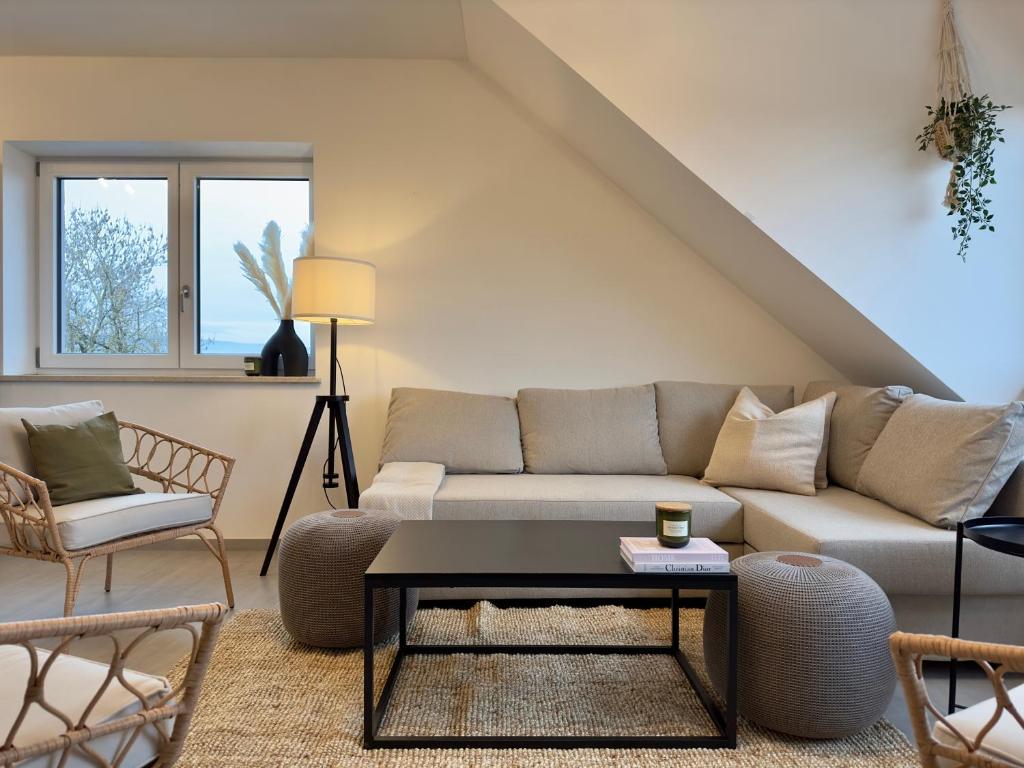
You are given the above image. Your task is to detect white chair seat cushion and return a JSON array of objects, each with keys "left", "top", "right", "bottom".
[
  {"left": 933, "top": 683, "right": 1024, "bottom": 767},
  {"left": 0, "top": 492, "right": 213, "bottom": 551},
  {"left": 0, "top": 645, "right": 172, "bottom": 768}
]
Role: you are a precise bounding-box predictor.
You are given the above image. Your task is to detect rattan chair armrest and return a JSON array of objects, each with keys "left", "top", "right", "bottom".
[
  {"left": 119, "top": 421, "right": 236, "bottom": 519},
  {"left": 0, "top": 461, "right": 65, "bottom": 556},
  {"left": 0, "top": 603, "right": 226, "bottom": 767},
  {"left": 0, "top": 602, "right": 226, "bottom": 644},
  {"left": 890, "top": 631, "right": 1024, "bottom": 768}
]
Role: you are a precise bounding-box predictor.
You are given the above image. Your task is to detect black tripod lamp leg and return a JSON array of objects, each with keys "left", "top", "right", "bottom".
[
  {"left": 330, "top": 398, "right": 360, "bottom": 509},
  {"left": 260, "top": 398, "right": 328, "bottom": 576}
]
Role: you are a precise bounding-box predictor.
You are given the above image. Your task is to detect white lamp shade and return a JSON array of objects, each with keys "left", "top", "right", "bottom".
[{"left": 291, "top": 256, "right": 375, "bottom": 325}]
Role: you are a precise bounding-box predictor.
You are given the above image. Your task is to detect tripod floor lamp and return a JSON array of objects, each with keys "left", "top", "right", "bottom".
[{"left": 260, "top": 255, "right": 375, "bottom": 576}]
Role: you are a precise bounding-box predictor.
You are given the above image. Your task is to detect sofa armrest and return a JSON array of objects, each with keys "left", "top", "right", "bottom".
[
  {"left": 0, "top": 461, "right": 66, "bottom": 555},
  {"left": 119, "top": 421, "right": 235, "bottom": 521},
  {"left": 988, "top": 462, "right": 1024, "bottom": 518}
]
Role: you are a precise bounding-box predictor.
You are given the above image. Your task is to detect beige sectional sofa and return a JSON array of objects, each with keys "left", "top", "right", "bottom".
[{"left": 362, "top": 381, "right": 1024, "bottom": 644}]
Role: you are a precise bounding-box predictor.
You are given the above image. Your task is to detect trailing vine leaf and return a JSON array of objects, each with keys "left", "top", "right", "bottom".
[{"left": 917, "top": 94, "right": 1010, "bottom": 261}]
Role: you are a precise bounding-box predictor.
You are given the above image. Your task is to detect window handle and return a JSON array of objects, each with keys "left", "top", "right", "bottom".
[{"left": 179, "top": 284, "right": 191, "bottom": 313}]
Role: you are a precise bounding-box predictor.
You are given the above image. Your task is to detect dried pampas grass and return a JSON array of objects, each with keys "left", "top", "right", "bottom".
[
  {"left": 235, "top": 221, "right": 314, "bottom": 319},
  {"left": 234, "top": 241, "right": 283, "bottom": 319}
]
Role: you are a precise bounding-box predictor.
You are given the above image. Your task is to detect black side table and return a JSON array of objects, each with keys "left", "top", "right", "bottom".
[{"left": 948, "top": 516, "right": 1024, "bottom": 713}]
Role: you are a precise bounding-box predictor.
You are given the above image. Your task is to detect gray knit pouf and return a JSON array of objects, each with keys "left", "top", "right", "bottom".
[
  {"left": 278, "top": 510, "right": 417, "bottom": 648},
  {"left": 703, "top": 552, "right": 896, "bottom": 739}
]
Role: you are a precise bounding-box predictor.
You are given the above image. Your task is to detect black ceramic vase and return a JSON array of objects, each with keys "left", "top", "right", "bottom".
[{"left": 261, "top": 319, "right": 308, "bottom": 376}]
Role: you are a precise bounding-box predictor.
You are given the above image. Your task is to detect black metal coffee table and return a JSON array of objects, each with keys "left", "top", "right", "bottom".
[{"left": 363, "top": 520, "right": 737, "bottom": 750}]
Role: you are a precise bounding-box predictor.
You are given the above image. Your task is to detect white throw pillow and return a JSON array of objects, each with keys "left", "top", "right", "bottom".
[
  {"left": 702, "top": 388, "right": 835, "bottom": 496},
  {"left": 0, "top": 401, "right": 105, "bottom": 476}
]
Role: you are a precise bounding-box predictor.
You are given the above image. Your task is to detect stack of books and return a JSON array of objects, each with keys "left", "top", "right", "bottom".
[{"left": 620, "top": 537, "right": 730, "bottom": 573}]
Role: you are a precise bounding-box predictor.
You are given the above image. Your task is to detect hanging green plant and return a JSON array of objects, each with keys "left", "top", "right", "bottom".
[
  {"left": 917, "top": 0, "right": 1011, "bottom": 261},
  {"left": 917, "top": 96, "right": 1009, "bottom": 260}
]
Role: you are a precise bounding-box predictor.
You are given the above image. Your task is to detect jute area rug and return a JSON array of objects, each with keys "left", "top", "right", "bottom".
[{"left": 172, "top": 603, "right": 917, "bottom": 767}]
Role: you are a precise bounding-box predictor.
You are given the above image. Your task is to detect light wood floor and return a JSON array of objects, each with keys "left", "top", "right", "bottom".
[{"left": 0, "top": 545, "right": 998, "bottom": 742}]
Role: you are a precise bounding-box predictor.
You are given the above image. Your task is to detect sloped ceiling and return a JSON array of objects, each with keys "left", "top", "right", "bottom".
[
  {"left": 461, "top": 0, "right": 958, "bottom": 399},
  {"left": 0, "top": 0, "right": 466, "bottom": 58}
]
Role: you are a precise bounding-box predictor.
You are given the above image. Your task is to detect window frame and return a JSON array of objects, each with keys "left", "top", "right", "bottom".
[
  {"left": 38, "top": 161, "right": 181, "bottom": 369},
  {"left": 178, "top": 161, "right": 314, "bottom": 370},
  {"left": 37, "top": 159, "right": 314, "bottom": 373}
]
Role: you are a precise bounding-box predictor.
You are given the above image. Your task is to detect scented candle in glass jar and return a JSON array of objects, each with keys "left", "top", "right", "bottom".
[{"left": 656, "top": 502, "right": 692, "bottom": 548}]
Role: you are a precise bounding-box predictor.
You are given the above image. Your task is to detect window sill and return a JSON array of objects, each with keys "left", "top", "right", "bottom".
[{"left": 0, "top": 374, "right": 321, "bottom": 384}]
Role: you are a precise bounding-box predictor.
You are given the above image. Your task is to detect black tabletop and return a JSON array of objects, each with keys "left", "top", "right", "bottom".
[
  {"left": 963, "top": 516, "right": 1024, "bottom": 558},
  {"left": 365, "top": 520, "right": 736, "bottom": 582}
]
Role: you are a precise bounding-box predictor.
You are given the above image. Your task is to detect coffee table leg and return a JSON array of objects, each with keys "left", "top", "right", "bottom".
[
  {"left": 671, "top": 588, "right": 680, "bottom": 649},
  {"left": 363, "top": 581, "right": 375, "bottom": 748},
  {"left": 399, "top": 587, "right": 407, "bottom": 650},
  {"left": 726, "top": 582, "right": 738, "bottom": 747}
]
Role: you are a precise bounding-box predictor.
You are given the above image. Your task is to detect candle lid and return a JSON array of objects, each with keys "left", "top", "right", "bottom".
[{"left": 655, "top": 502, "right": 692, "bottom": 512}]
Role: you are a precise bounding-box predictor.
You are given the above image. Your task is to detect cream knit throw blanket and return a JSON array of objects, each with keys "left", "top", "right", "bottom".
[{"left": 358, "top": 461, "right": 445, "bottom": 520}]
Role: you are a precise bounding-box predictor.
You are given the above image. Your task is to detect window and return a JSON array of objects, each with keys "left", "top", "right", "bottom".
[{"left": 38, "top": 160, "right": 312, "bottom": 371}]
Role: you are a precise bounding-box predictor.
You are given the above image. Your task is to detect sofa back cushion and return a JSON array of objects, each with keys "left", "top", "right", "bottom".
[
  {"left": 0, "top": 401, "right": 105, "bottom": 476},
  {"left": 654, "top": 381, "right": 794, "bottom": 477},
  {"left": 517, "top": 385, "right": 667, "bottom": 475},
  {"left": 380, "top": 388, "right": 523, "bottom": 474},
  {"left": 856, "top": 394, "right": 1024, "bottom": 528},
  {"left": 803, "top": 381, "right": 911, "bottom": 489},
  {"left": 988, "top": 462, "right": 1024, "bottom": 519}
]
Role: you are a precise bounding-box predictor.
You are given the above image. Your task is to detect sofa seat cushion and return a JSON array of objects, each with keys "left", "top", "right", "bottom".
[
  {"left": 0, "top": 645, "right": 172, "bottom": 768},
  {"left": 433, "top": 474, "right": 743, "bottom": 542},
  {"left": 728, "top": 486, "right": 1024, "bottom": 595},
  {"left": 0, "top": 492, "right": 212, "bottom": 551},
  {"left": 933, "top": 683, "right": 1024, "bottom": 767}
]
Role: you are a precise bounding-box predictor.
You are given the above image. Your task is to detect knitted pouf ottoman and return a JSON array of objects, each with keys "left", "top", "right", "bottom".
[
  {"left": 278, "top": 509, "right": 417, "bottom": 648},
  {"left": 703, "top": 552, "right": 896, "bottom": 739}
]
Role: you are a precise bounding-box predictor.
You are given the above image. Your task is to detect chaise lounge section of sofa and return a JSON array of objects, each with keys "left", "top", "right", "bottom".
[{"left": 360, "top": 381, "right": 1024, "bottom": 644}]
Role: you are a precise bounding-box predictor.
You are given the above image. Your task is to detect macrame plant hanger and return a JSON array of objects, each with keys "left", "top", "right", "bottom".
[{"left": 934, "top": 0, "right": 972, "bottom": 208}]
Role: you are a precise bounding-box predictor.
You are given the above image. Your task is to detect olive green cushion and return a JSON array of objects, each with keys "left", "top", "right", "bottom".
[{"left": 22, "top": 412, "right": 142, "bottom": 506}]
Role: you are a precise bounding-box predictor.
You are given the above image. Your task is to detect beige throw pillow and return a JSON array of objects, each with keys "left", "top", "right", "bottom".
[
  {"left": 653, "top": 381, "right": 795, "bottom": 476},
  {"left": 813, "top": 391, "right": 837, "bottom": 490},
  {"left": 856, "top": 394, "right": 1024, "bottom": 528},
  {"left": 702, "top": 387, "right": 834, "bottom": 496}
]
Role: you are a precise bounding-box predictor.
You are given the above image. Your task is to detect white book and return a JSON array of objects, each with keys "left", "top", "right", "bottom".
[
  {"left": 621, "top": 548, "right": 730, "bottom": 573},
  {"left": 620, "top": 536, "right": 729, "bottom": 564}
]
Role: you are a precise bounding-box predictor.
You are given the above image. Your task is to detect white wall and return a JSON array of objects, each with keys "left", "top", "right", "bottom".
[
  {"left": 494, "top": 0, "right": 1024, "bottom": 403},
  {"left": 0, "top": 57, "right": 840, "bottom": 537},
  {"left": 0, "top": 143, "right": 35, "bottom": 373}
]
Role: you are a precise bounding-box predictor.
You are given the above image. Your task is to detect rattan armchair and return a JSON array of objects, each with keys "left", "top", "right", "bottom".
[
  {"left": 0, "top": 603, "right": 225, "bottom": 767},
  {"left": 0, "top": 421, "right": 235, "bottom": 616},
  {"left": 891, "top": 631, "right": 1024, "bottom": 768}
]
